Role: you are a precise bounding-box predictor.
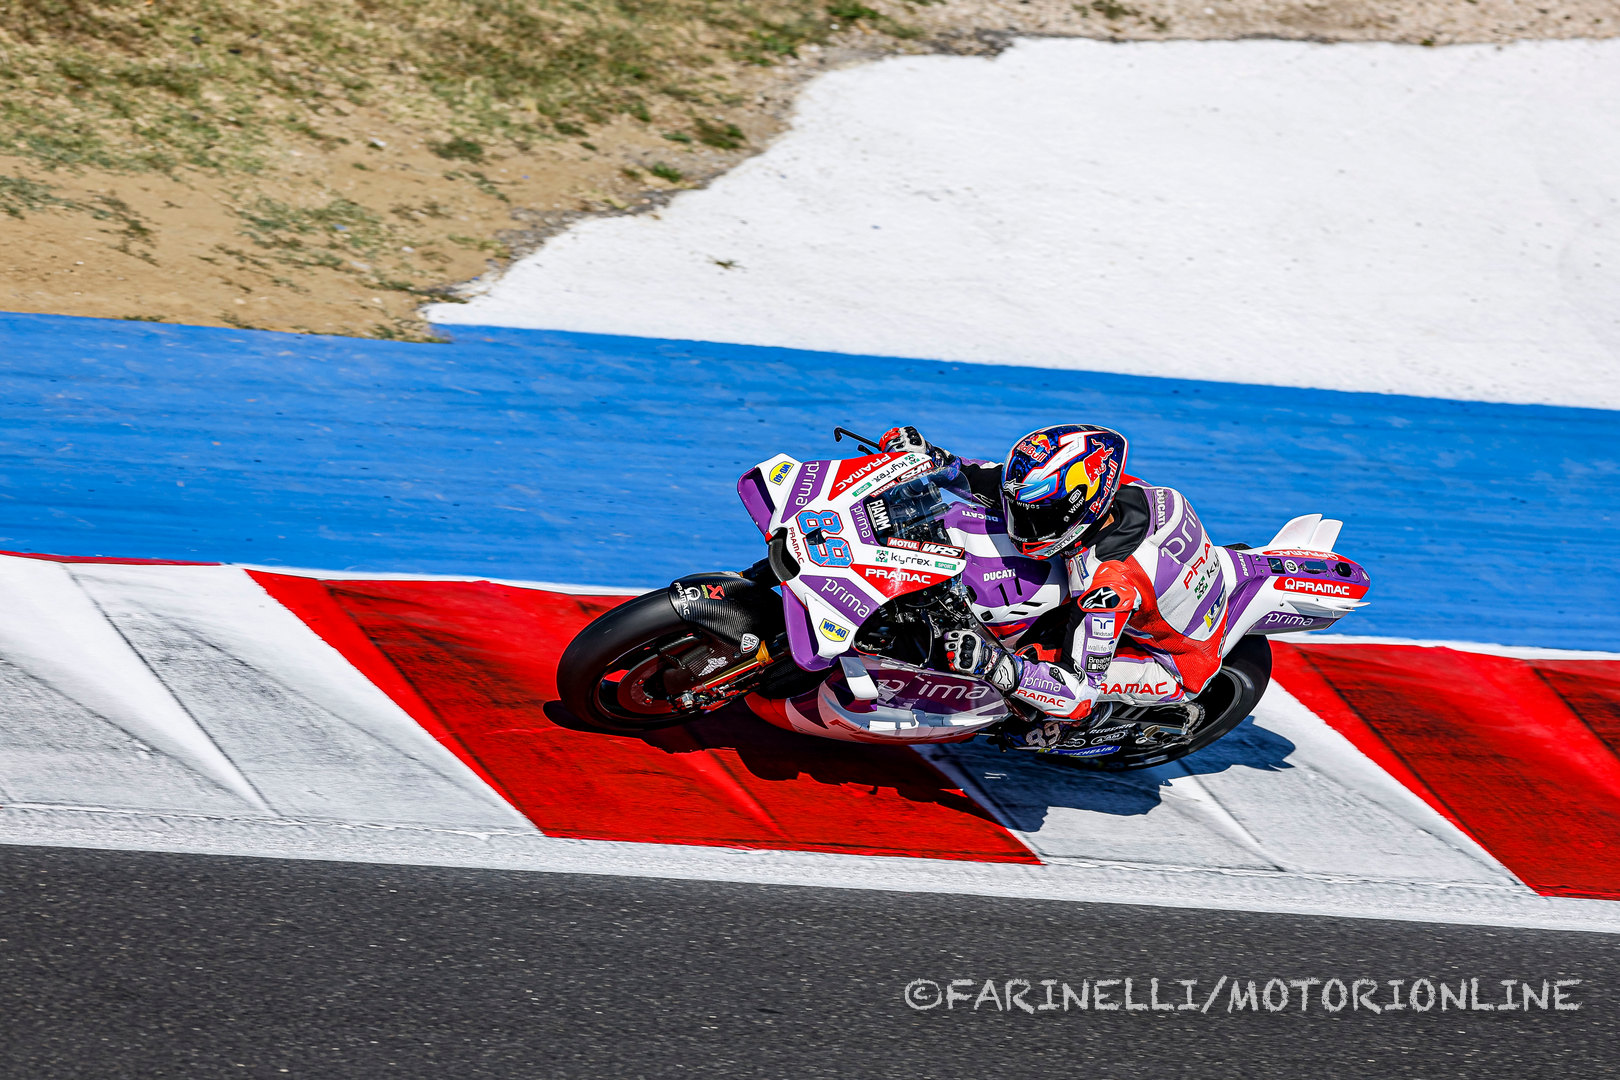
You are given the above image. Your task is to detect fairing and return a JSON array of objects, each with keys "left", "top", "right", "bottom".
[{"left": 729, "top": 454, "right": 1370, "bottom": 742}]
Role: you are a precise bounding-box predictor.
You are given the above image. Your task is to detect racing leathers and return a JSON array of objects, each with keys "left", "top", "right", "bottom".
[{"left": 948, "top": 458, "right": 1229, "bottom": 723}]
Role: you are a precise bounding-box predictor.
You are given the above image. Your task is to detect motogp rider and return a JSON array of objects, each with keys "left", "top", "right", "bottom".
[{"left": 879, "top": 423, "right": 1223, "bottom": 730}]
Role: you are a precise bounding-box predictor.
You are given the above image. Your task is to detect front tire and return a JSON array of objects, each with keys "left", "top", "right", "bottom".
[
  {"left": 1059, "top": 635, "right": 1273, "bottom": 772},
  {"left": 557, "top": 591, "right": 711, "bottom": 734}
]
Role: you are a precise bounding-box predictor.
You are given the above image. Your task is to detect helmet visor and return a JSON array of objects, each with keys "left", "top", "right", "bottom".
[{"left": 1003, "top": 488, "right": 1080, "bottom": 547}]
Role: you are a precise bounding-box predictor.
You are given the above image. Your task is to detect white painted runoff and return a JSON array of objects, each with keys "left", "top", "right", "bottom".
[
  {"left": 4, "top": 553, "right": 1616, "bottom": 930},
  {"left": 0, "top": 557, "right": 528, "bottom": 831},
  {"left": 431, "top": 38, "right": 1620, "bottom": 411}
]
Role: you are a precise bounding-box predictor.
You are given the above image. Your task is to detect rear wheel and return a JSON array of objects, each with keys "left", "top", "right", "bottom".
[{"left": 1055, "top": 635, "right": 1273, "bottom": 772}]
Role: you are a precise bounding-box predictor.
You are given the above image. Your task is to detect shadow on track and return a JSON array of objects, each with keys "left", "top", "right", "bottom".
[
  {"left": 925, "top": 715, "right": 1296, "bottom": 830},
  {"left": 546, "top": 699, "right": 1295, "bottom": 831}
]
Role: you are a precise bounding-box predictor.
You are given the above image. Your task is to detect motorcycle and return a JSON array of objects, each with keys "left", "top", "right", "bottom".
[{"left": 557, "top": 429, "right": 1370, "bottom": 771}]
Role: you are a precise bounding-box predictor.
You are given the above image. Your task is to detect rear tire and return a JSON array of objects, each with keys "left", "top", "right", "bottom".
[{"left": 1057, "top": 635, "right": 1273, "bottom": 772}]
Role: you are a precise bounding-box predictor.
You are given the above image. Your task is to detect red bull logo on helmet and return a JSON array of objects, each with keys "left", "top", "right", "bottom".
[
  {"left": 1016, "top": 431, "right": 1057, "bottom": 463},
  {"left": 1017, "top": 432, "right": 1114, "bottom": 504},
  {"left": 1064, "top": 442, "right": 1113, "bottom": 502}
]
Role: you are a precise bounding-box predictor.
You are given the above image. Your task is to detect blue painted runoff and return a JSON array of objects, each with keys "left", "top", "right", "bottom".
[{"left": 1, "top": 311, "right": 1615, "bottom": 649}]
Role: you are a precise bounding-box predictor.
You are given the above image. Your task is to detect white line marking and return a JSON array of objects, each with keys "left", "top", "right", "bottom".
[{"left": 2, "top": 805, "right": 1615, "bottom": 933}]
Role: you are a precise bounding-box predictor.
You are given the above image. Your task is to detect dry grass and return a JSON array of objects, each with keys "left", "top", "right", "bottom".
[
  {"left": 0, "top": 0, "right": 861, "bottom": 175},
  {"left": 0, "top": 0, "right": 931, "bottom": 336},
  {"left": 1, "top": 0, "right": 1615, "bottom": 337}
]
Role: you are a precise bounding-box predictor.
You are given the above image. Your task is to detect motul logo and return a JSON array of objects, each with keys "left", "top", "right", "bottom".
[{"left": 1279, "top": 577, "right": 1366, "bottom": 598}]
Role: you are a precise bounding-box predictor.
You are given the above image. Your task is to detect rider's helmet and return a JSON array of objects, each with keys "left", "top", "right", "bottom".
[{"left": 1000, "top": 425, "right": 1129, "bottom": 559}]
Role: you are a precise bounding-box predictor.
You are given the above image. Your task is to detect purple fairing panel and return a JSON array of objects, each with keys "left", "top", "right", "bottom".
[
  {"left": 1250, "top": 610, "right": 1339, "bottom": 633},
  {"left": 859, "top": 663, "right": 1006, "bottom": 721},
  {"left": 1222, "top": 567, "right": 1273, "bottom": 633},
  {"left": 942, "top": 502, "right": 1004, "bottom": 536},
  {"left": 1222, "top": 549, "right": 1372, "bottom": 634},
  {"left": 849, "top": 502, "right": 877, "bottom": 546},
  {"left": 784, "top": 459, "right": 830, "bottom": 518},
  {"left": 737, "top": 469, "right": 775, "bottom": 538},
  {"left": 1241, "top": 549, "right": 1372, "bottom": 589},
  {"left": 782, "top": 589, "right": 833, "bottom": 671},
  {"left": 961, "top": 552, "right": 1050, "bottom": 610},
  {"left": 798, "top": 573, "right": 879, "bottom": 625}
]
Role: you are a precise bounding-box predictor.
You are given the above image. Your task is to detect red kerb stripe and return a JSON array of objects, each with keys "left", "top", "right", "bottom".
[
  {"left": 252, "top": 573, "right": 1037, "bottom": 863},
  {"left": 1273, "top": 642, "right": 1620, "bottom": 901}
]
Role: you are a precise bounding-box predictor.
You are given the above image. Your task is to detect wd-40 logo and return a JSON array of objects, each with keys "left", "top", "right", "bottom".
[
  {"left": 767, "top": 461, "right": 792, "bottom": 485},
  {"left": 819, "top": 619, "right": 850, "bottom": 643}
]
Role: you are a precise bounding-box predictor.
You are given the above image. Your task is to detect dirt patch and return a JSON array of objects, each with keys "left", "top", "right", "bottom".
[{"left": 1, "top": 0, "right": 1613, "bottom": 338}]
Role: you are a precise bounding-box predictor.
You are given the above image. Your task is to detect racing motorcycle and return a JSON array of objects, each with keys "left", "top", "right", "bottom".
[{"left": 558, "top": 429, "right": 1370, "bottom": 771}]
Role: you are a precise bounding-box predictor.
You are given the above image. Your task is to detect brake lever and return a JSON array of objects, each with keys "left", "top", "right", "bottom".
[{"left": 833, "top": 426, "right": 882, "bottom": 454}]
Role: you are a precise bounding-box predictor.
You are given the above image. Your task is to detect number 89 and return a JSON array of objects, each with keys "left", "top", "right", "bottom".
[{"left": 796, "top": 510, "right": 843, "bottom": 535}]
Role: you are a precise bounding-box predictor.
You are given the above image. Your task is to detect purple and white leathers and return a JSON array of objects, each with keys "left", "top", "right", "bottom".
[{"left": 734, "top": 437, "right": 1370, "bottom": 745}]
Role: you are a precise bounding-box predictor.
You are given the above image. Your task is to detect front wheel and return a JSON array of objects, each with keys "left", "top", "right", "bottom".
[
  {"left": 557, "top": 591, "right": 715, "bottom": 734},
  {"left": 1058, "top": 635, "right": 1273, "bottom": 772}
]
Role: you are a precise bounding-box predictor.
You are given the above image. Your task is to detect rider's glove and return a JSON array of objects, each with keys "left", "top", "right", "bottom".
[
  {"left": 943, "top": 628, "right": 1019, "bottom": 694},
  {"left": 879, "top": 426, "right": 931, "bottom": 456}
]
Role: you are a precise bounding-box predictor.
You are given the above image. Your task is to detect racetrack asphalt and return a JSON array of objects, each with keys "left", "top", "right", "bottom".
[{"left": 0, "top": 845, "right": 1610, "bottom": 1079}]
